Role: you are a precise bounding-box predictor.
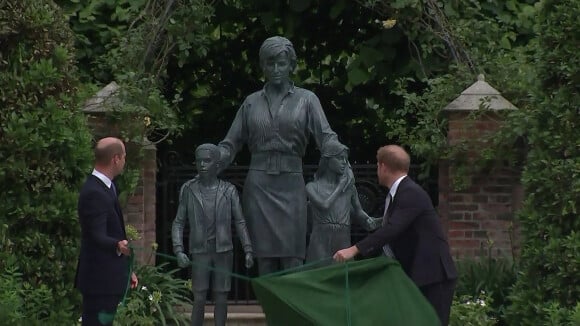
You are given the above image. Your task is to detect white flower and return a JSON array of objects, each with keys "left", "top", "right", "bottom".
[
  {"left": 141, "top": 286, "right": 148, "bottom": 291},
  {"left": 149, "top": 294, "right": 154, "bottom": 301},
  {"left": 78, "top": 316, "right": 82, "bottom": 322}
]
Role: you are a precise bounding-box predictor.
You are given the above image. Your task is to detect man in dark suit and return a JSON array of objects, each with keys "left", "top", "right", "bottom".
[
  {"left": 334, "top": 145, "right": 457, "bottom": 325},
  {"left": 76, "top": 137, "right": 138, "bottom": 326}
]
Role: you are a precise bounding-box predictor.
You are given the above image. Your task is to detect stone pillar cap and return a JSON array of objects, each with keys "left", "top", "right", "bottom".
[
  {"left": 83, "top": 81, "right": 121, "bottom": 113},
  {"left": 443, "top": 74, "right": 517, "bottom": 111}
]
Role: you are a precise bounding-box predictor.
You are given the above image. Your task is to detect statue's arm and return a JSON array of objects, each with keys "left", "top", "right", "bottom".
[
  {"left": 218, "top": 103, "right": 248, "bottom": 172},
  {"left": 350, "top": 186, "right": 377, "bottom": 231},
  {"left": 306, "top": 180, "right": 343, "bottom": 211},
  {"left": 306, "top": 93, "right": 338, "bottom": 151},
  {"left": 171, "top": 184, "right": 189, "bottom": 255},
  {"left": 230, "top": 186, "right": 253, "bottom": 253}
]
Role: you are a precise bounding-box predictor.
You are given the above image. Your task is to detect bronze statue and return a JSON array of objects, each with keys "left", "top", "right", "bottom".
[
  {"left": 305, "top": 142, "right": 377, "bottom": 264},
  {"left": 218, "top": 36, "right": 340, "bottom": 275},
  {"left": 172, "top": 144, "right": 253, "bottom": 326}
]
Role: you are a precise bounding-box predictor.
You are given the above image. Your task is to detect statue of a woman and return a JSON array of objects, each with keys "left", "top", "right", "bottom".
[{"left": 218, "top": 36, "right": 339, "bottom": 275}]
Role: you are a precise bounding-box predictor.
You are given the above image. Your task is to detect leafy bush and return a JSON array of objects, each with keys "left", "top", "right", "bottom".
[
  {"left": 450, "top": 291, "right": 496, "bottom": 326},
  {"left": 112, "top": 259, "right": 192, "bottom": 326},
  {"left": 455, "top": 255, "right": 516, "bottom": 324},
  {"left": 505, "top": 0, "right": 580, "bottom": 324},
  {"left": 0, "top": 0, "right": 93, "bottom": 322},
  {"left": 542, "top": 301, "right": 580, "bottom": 326},
  {"left": 0, "top": 259, "right": 74, "bottom": 325}
]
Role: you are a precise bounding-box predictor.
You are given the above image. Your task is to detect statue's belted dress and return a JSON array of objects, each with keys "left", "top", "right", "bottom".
[{"left": 219, "top": 85, "right": 338, "bottom": 259}]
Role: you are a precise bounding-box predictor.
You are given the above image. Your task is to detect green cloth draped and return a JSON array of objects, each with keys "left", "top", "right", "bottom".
[{"left": 252, "top": 256, "right": 440, "bottom": 326}]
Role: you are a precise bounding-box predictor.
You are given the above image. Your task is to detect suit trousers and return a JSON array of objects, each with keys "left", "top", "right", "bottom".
[
  {"left": 419, "top": 278, "right": 457, "bottom": 326},
  {"left": 82, "top": 294, "right": 123, "bottom": 326}
]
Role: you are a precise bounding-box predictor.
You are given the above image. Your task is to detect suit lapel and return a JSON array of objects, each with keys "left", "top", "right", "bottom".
[
  {"left": 387, "top": 176, "right": 411, "bottom": 218},
  {"left": 90, "top": 175, "right": 125, "bottom": 236},
  {"left": 386, "top": 194, "right": 395, "bottom": 217}
]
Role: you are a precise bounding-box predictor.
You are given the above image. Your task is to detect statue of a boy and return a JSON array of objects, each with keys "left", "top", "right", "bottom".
[
  {"left": 305, "top": 142, "right": 377, "bottom": 264},
  {"left": 172, "top": 143, "right": 254, "bottom": 326}
]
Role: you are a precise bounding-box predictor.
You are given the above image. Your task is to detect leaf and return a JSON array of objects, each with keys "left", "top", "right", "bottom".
[
  {"left": 288, "top": 0, "right": 311, "bottom": 12},
  {"left": 359, "top": 46, "right": 384, "bottom": 67},
  {"left": 500, "top": 36, "right": 511, "bottom": 49},
  {"left": 329, "top": 0, "right": 347, "bottom": 19},
  {"left": 260, "top": 12, "right": 276, "bottom": 28},
  {"left": 347, "top": 67, "right": 369, "bottom": 86}
]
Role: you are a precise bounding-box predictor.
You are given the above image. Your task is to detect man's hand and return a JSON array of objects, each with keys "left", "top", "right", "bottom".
[
  {"left": 117, "top": 240, "right": 130, "bottom": 256},
  {"left": 130, "top": 272, "right": 139, "bottom": 289},
  {"left": 333, "top": 246, "right": 359, "bottom": 262},
  {"left": 245, "top": 252, "right": 254, "bottom": 269},
  {"left": 176, "top": 252, "right": 190, "bottom": 268}
]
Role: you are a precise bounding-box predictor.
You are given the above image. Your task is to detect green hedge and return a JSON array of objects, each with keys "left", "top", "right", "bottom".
[
  {"left": 505, "top": 0, "right": 580, "bottom": 324},
  {"left": 0, "top": 0, "right": 93, "bottom": 322}
]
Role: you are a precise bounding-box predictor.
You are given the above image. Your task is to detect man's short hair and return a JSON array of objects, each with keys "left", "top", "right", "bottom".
[
  {"left": 376, "top": 145, "right": 410, "bottom": 173},
  {"left": 94, "top": 140, "right": 124, "bottom": 165}
]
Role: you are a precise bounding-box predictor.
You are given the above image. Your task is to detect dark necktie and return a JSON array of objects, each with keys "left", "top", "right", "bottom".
[
  {"left": 110, "top": 183, "right": 117, "bottom": 197},
  {"left": 382, "top": 193, "right": 395, "bottom": 258}
]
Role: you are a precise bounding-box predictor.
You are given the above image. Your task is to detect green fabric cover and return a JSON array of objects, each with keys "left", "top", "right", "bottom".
[{"left": 252, "top": 256, "right": 440, "bottom": 326}]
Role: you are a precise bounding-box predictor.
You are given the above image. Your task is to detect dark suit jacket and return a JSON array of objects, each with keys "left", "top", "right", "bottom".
[
  {"left": 75, "top": 175, "right": 129, "bottom": 295},
  {"left": 356, "top": 177, "right": 457, "bottom": 287},
  {"left": 172, "top": 178, "right": 253, "bottom": 255}
]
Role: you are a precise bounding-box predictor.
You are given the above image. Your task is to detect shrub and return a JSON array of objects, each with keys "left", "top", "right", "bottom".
[
  {"left": 505, "top": 0, "right": 580, "bottom": 323},
  {"left": 450, "top": 291, "right": 497, "bottom": 326},
  {"left": 455, "top": 255, "right": 516, "bottom": 324},
  {"left": 0, "top": 0, "right": 93, "bottom": 322},
  {"left": 112, "top": 249, "right": 192, "bottom": 326}
]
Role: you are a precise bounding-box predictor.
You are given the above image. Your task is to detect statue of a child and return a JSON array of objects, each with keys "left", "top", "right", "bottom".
[
  {"left": 305, "top": 142, "right": 378, "bottom": 264},
  {"left": 172, "top": 143, "right": 254, "bottom": 326}
]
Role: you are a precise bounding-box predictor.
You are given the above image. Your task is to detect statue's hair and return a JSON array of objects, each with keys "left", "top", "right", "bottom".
[
  {"left": 315, "top": 142, "right": 349, "bottom": 180},
  {"left": 259, "top": 36, "right": 297, "bottom": 71},
  {"left": 195, "top": 143, "right": 220, "bottom": 161},
  {"left": 321, "top": 141, "right": 349, "bottom": 158}
]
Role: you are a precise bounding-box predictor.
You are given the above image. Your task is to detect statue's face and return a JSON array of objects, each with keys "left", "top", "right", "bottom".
[
  {"left": 263, "top": 52, "right": 291, "bottom": 86},
  {"left": 195, "top": 149, "right": 218, "bottom": 178},
  {"left": 328, "top": 152, "right": 348, "bottom": 174}
]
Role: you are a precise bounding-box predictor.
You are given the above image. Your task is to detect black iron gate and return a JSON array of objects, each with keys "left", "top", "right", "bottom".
[{"left": 156, "top": 151, "right": 435, "bottom": 303}]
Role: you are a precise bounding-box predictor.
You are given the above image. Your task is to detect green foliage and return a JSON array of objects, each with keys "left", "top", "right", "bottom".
[
  {"left": 455, "top": 255, "right": 516, "bottom": 324},
  {"left": 450, "top": 292, "right": 497, "bottom": 326},
  {"left": 357, "top": 0, "right": 538, "bottom": 185},
  {"left": 0, "top": 260, "right": 78, "bottom": 325},
  {"left": 505, "top": 0, "right": 580, "bottom": 323},
  {"left": 0, "top": 0, "right": 93, "bottom": 322},
  {"left": 542, "top": 302, "right": 580, "bottom": 326},
  {"left": 112, "top": 262, "right": 192, "bottom": 325},
  {"left": 58, "top": 0, "right": 215, "bottom": 147}
]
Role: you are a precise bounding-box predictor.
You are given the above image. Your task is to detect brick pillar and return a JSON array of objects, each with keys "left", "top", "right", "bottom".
[
  {"left": 439, "top": 75, "right": 521, "bottom": 259},
  {"left": 123, "top": 141, "right": 157, "bottom": 265}
]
